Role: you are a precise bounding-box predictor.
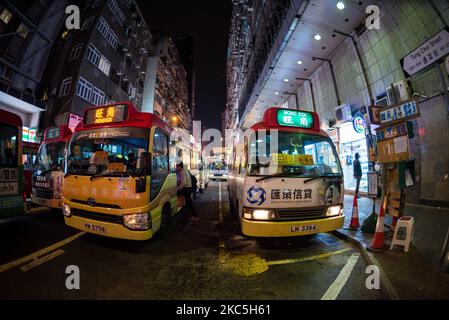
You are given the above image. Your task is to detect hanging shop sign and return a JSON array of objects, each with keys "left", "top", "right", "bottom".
[
  {"left": 352, "top": 115, "right": 365, "bottom": 134},
  {"left": 367, "top": 172, "right": 379, "bottom": 198},
  {"left": 379, "top": 99, "right": 420, "bottom": 127},
  {"left": 400, "top": 27, "right": 449, "bottom": 77},
  {"left": 376, "top": 122, "right": 408, "bottom": 142}
]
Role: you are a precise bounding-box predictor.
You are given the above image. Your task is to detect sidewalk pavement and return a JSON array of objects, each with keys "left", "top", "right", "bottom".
[{"left": 334, "top": 195, "right": 449, "bottom": 300}]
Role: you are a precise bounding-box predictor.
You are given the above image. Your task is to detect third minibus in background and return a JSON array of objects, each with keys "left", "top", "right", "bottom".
[
  {"left": 227, "top": 107, "right": 344, "bottom": 237},
  {"left": 0, "top": 109, "right": 24, "bottom": 219},
  {"left": 31, "top": 126, "right": 72, "bottom": 208},
  {"left": 62, "top": 102, "right": 178, "bottom": 240}
]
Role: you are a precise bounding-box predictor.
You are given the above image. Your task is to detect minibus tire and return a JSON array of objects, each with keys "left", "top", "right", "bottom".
[{"left": 154, "top": 204, "right": 171, "bottom": 240}]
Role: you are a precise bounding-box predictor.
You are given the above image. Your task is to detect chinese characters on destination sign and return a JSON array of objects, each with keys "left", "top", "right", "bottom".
[{"left": 401, "top": 27, "right": 449, "bottom": 77}]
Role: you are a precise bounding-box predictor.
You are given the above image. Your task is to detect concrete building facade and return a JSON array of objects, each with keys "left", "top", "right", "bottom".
[{"left": 0, "top": 0, "right": 69, "bottom": 137}]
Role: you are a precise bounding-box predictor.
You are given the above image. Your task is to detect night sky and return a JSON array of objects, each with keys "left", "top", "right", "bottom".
[{"left": 136, "top": 0, "right": 232, "bottom": 130}]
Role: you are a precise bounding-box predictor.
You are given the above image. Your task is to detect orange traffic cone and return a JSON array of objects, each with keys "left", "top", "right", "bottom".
[
  {"left": 349, "top": 194, "right": 359, "bottom": 230},
  {"left": 368, "top": 198, "right": 386, "bottom": 252}
]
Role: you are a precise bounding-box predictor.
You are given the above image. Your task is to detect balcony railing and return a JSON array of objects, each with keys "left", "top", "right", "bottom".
[{"left": 0, "top": 83, "right": 47, "bottom": 109}]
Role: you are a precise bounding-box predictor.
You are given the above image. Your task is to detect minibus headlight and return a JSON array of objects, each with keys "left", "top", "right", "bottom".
[
  {"left": 243, "top": 208, "right": 276, "bottom": 220},
  {"left": 62, "top": 203, "right": 71, "bottom": 217},
  {"left": 326, "top": 205, "right": 342, "bottom": 217},
  {"left": 123, "top": 213, "right": 151, "bottom": 230}
]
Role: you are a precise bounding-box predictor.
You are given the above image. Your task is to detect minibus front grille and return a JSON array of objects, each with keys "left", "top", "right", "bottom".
[
  {"left": 71, "top": 199, "right": 122, "bottom": 209},
  {"left": 71, "top": 208, "right": 123, "bottom": 224},
  {"left": 277, "top": 209, "right": 326, "bottom": 221},
  {"left": 33, "top": 188, "right": 53, "bottom": 199}
]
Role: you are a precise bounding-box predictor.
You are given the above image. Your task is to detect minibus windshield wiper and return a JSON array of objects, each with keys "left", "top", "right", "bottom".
[
  {"left": 304, "top": 173, "right": 343, "bottom": 184},
  {"left": 255, "top": 173, "right": 296, "bottom": 182},
  {"left": 89, "top": 171, "right": 127, "bottom": 181}
]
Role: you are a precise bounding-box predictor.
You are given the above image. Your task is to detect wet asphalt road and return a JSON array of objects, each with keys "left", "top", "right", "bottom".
[{"left": 0, "top": 181, "right": 389, "bottom": 300}]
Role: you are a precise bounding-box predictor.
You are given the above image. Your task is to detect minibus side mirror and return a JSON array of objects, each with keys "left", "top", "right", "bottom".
[{"left": 139, "top": 152, "right": 151, "bottom": 176}]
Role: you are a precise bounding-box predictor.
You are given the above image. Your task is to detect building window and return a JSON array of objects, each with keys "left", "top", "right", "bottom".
[
  {"left": 69, "top": 43, "right": 83, "bottom": 61},
  {"left": 91, "top": 87, "right": 105, "bottom": 106},
  {"left": 98, "top": 55, "right": 111, "bottom": 76},
  {"left": 76, "top": 77, "right": 93, "bottom": 102},
  {"left": 97, "top": 17, "right": 119, "bottom": 49},
  {"left": 81, "top": 16, "right": 95, "bottom": 31},
  {"left": 91, "top": 0, "right": 102, "bottom": 8},
  {"left": 16, "top": 23, "right": 29, "bottom": 39},
  {"left": 0, "top": 8, "right": 13, "bottom": 24},
  {"left": 108, "top": 0, "right": 125, "bottom": 27},
  {"left": 59, "top": 77, "right": 72, "bottom": 97},
  {"left": 86, "top": 43, "right": 101, "bottom": 66}
]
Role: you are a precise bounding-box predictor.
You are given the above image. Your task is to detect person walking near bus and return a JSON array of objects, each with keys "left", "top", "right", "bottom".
[
  {"left": 176, "top": 161, "right": 199, "bottom": 221},
  {"left": 353, "top": 152, "right": 362, "bottom": 198}
]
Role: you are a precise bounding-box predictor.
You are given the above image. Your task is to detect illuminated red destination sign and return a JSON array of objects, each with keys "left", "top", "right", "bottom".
[{"left": 84, "top": 104, "right": 127, "bottom": 125}]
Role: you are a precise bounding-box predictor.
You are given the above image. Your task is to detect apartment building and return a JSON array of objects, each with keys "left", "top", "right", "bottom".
[
  {"left": 142, "top": 35, "right": 191, "bottom": 131},
  {"left": 39, "top": 0, "right": 152, "bottom": 128}
]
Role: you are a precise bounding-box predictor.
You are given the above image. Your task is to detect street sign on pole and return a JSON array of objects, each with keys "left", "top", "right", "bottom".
[{"left": 400, "top": 27, "right": 449, "bottom": 77}]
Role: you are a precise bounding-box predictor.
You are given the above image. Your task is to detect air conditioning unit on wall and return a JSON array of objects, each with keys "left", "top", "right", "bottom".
[
  {"left": 386, "top": 80, "right": 412, "bottom": 104},
  {"left": 334, "top": 103, "right": 352, "bottom": 125}
]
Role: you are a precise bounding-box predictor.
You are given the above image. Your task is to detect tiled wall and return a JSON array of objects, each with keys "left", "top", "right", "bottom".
[{"left": 294, "top": 0, "right": 449, "bottom": 203}]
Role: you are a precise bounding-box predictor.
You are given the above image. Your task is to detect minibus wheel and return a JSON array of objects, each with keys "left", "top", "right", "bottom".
[{"left": 154, "top": 204, "right": 171, "bottom": 240}]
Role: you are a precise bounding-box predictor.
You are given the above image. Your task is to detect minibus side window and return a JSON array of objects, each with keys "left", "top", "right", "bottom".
[{"left": 150, "top": 129, "right": 169, "bottom": 201}]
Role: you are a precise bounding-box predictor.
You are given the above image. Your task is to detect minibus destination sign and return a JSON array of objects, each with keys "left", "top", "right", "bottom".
[
  {"left": 85, "top": 104, "right": 127, "bottom": 125},
  {"left": 277, "top": 109, "right": 314, "bottom": 129},
  {"left": 45, "top": 127, "right": 61, "bottom": 140}
]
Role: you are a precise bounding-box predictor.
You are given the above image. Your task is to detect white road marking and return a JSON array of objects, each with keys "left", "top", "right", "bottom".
[
  {"left": 267, "top": 248, "right": 352, "bottom": 266},
  {"left": 218, "top": 181, "right": 226, "bottom": 261},
  {"left": 19, "top": 249, "right": 65, "bottom": 272},
  {"left": 0, "top": 231, "right": 85, "bottom": 273},
  {"left": 321, "top": 253, "right": 360, "bottom": 300},
  {"left": 218, "top": 181, "right": 223, "bottom": 223}
]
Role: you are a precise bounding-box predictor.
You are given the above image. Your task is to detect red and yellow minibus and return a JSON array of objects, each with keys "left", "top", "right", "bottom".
[
  {"left": 31, "top": 125, "right": 72, "bottom": 209},
  {"left": 62, "top": 102, "right": 178, "bottom": 240},
  {"left": 228, "top": 107, "right": 344, "bottom": 237},
  {"left": 0, "top": 109, "right": 24, "bottom": 219}
]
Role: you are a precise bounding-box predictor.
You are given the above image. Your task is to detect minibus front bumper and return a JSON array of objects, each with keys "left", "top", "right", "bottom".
[
  {"left": 62, "top": 199, "right": 154, "bottom": 241},
  {"left": 31, "top": 194, "right": 62, "bottom": 209},
  {"left": 242, "top": 215, "right": 344, "bottom": 237}
]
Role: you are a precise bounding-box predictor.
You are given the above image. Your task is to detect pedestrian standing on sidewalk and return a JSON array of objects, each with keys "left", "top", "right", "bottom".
[
  {"left": 353, "top": 152, "right": 362, "bottom": 198},
  {"left": 176, "top": 161, "right": 199, "bottom": 221}
]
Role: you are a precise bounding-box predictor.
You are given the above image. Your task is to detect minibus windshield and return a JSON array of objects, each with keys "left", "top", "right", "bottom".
[
  {"left": 36, "top": 141, "right": 66, "bottom": 172},
  {"left": 248, "top": 131, "right": 342, "bottom": 178},
  {"left": 66, "top": 127, "right": 149, "bottom": 177}
]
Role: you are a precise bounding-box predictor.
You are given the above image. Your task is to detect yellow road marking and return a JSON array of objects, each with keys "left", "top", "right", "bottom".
[
  {"left": 0, "top": 231, "right": 85, "bottom": 273},
  {"left": 19, "top": 249, "right": 65, "bottom": 272},
  {"left": 266, "top": 248, "right": 352, "bottom": 266},
  {"left": 321, "top": 253, "right": 360, "bottom": 300}
]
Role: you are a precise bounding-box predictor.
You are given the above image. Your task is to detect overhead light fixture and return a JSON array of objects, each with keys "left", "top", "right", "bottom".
[
  {"left": 275, "top": 92, "right": 280, "bottom": 95},
  {"left": 297, "top": 60, "right": 303, "bottom": 65},
  {"left": 283, "top": 78, "right": 289, "bottom": 82},
  {"left": 314, "top": 34, "right": 322, "bottom": 41},
  {"left": 337, "top": 2, "right": 345, "bottom": 10}
]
